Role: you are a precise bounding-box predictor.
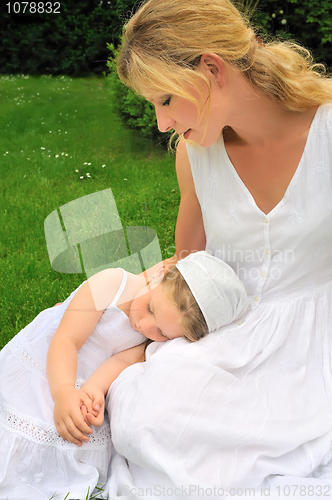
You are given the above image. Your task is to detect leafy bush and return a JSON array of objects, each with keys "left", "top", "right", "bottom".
[
  {"left": 107, "top": 44, "right": 170, "bottom": 146},
  {"left": 0, "top": 0, "right": 132, "bottom": 76},
  {"left": 251, "top": 0, "right": 332, "bottom": 68}
]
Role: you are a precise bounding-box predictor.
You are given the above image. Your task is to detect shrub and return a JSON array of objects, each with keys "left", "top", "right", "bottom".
[
  {"left": 251, "top": 0, "right": 332, "bottom": 68},
  {"left": 0, "top": 0, "right": 132, "bottom": 76},
  {"left": 107, "top": 44, "right": 170, "bottom": 146}
]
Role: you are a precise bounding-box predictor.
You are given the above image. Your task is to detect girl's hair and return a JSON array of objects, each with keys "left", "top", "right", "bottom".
[
  {"left": 117, "top": 0, "right": 332, "bottom": 113},
  {"left": 160, "top": 266, "right": 208, "bottom": 342}
]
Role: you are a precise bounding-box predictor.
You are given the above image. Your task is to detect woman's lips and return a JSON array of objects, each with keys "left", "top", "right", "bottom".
[{"left": 183, "top": 129, "right": 191, "bottom": 139}]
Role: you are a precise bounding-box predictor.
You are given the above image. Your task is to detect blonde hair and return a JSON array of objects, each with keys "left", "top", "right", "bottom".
[
  {"left": 117, "top": 0, "right": 332, "bottom": 113},
  {"left": 161, "top": 266, "right": 208, "bottom": 342}
]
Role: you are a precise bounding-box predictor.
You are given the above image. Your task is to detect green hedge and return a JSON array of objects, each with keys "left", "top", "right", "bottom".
[
  {"left": 251, "top": 0, "right": 332, "bottom": 66},
  {"left": 2, "top": 0, "right": 330, "bottom": 140},
  {"left": 107, "top": 44, "right": 170, "bottom": 145},
  {"left": 0, "top": 0, "right": 133, "bottom": 76}
]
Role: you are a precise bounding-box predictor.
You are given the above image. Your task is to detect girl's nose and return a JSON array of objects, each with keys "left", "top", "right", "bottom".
[
  {"left": 140, "top": 317, "right": 157, "bottom": 334},
  {"left": 155, "top": 107, "right": 175, "bottom": 133}
]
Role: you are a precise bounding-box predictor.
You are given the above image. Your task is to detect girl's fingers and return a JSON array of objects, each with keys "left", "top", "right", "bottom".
[
  {"left": 56, "top": 422, "right": 85, "bottom": 446},
  {"left": 65, "top": 418, "right": 91, "bottom": 444},
  {"left": 86, "top": 408, "right": 104, "bottom": 427}
]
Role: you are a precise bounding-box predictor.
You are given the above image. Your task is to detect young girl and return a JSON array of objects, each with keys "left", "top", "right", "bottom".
[
  {"left": 99, "top": 0, "right": 332, "bottom": 494},
  {"left": 0, "top": 251, "right": 247, "bottom": 499}
]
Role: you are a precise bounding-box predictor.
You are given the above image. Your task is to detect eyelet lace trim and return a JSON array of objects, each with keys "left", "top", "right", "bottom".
[
  {"left": 9, "top": 336, "right": 47, "bottom": 379},
  {"left": 0, "top": 403, "right": 112, "bottom": 450}
]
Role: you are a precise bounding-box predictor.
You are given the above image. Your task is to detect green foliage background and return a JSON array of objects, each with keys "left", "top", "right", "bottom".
[
  {"left": 0, "top": 0, "right": 134, "bottom": 76},
  {"left": 1, "top": 0, "right": 332, "bottom": 140}
]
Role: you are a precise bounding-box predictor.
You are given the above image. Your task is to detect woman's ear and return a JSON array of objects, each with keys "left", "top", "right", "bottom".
[{"left": 199, "top": 53, "right": 226, "bottom": 87}]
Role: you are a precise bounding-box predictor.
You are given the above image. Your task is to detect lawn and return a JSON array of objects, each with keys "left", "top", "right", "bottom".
[{"left": 0, "top": 74, "right": 179, "bottom": 350}]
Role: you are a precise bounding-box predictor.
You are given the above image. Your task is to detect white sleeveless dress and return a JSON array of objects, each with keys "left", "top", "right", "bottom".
[
  {"left": 106, "top": 105, "right": 332, "bottom": 497},
  {"left": 0, "top": 270, "right": 144, "bottom": 500}
]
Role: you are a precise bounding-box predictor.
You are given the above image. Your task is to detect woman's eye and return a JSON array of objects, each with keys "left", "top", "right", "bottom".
[
  {"left": 147, "top": 304, "right": 152, "bottom": 313},
  {"left": 162, "top": 96, "right": 171, "bottom": 106}
]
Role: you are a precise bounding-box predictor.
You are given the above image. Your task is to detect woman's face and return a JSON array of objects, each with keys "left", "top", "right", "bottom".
[
  {"left": 149, "top": 59, "right": 227, "bottom": 148},
  {"left": 129, "top": 283, "right": 183, "bottom": 342}
]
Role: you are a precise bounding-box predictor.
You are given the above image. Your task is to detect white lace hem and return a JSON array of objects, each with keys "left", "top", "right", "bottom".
[{"left": 0, "top": 402, "right": 112, "bottom": 450}]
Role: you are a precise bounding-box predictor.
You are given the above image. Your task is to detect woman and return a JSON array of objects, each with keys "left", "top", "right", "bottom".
[{"left": 105, "top": 0, "right": 332, "bottom": 497}]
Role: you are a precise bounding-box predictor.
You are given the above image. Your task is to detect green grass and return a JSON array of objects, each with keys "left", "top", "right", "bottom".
[{"left": 0, "top": 75, "right": 180, "bottom": 350}]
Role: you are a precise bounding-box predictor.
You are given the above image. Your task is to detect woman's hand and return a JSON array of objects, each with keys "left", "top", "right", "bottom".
[{"left": 53, "top": 386, "right": 95, "bottom": 446}]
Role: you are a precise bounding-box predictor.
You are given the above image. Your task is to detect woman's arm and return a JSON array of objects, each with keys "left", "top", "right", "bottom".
[
  {"left": 46, "top": 268, "right": 124, "bottom": 446},
  {"left": 80, "top": 344, "right": 146, "bottom": 427},
  {"left": 175, "top": 141, "right": 206, "bottom": 260}
]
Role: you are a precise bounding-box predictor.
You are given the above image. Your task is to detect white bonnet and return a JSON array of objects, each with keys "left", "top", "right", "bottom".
[{"left": 176, "top": 251, "right": 248, "bottom": 332}]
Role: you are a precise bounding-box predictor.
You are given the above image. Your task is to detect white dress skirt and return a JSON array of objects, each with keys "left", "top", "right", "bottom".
[
  {"left": 105, "top": 104, "right": 332, "bottom": 498},
  {"left": 0, "top": 271, "right": 144, "bottom": 500}
]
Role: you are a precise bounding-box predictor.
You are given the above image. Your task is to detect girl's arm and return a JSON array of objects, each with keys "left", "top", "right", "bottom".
[
  {"left": 175, "top": 141, "right": 206, "bottom": 260},
  {"left": 46, "top": 268, "right": 124, "bottom": 446},
  {"left": 80, "top": 344, "right": 146, "bottom": 428}
]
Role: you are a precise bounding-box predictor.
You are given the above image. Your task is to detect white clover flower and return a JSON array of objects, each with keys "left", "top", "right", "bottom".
[
  {"left": 75, "top": 169, "right": 79, "bottom": 172},
  {"left": 86, "top": 173, "right": 91, "bottom": 177},
  {"left": 279, "top": 9, "right": 284, "bottom": 14},
  {"left": 271, "top": 13, "right": 276, "bottom": 18},
  {"left": 55, "top": 155, "right": 59, "bottom": 158},
  {"left": 80, "top": 176, "right": 84, "bottom": 179},
  {"left": 281, "top": 19, "right": 287, "bottom": 24},
  {"left": 102, "top": 165, "right": 106, "bottom": 168},
  {"left": 41, "top": 147, "right": 45, "bottom": 150},
  {"left": 88, "top": 163, "right": 91, "bottom": 165}
]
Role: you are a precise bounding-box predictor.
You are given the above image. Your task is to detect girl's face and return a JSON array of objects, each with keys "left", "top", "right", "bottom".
[{"left": 129, "top": 283, "right": 183, "bottom": 342}]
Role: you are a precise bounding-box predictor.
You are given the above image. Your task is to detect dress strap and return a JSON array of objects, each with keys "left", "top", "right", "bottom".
[{"left": 111, "top": 268, "right": 127, "bottom": 305}]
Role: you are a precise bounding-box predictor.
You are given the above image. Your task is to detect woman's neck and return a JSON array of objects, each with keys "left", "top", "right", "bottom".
[{"left": 222, "top": 68, "right": 318, "bottom": 148}]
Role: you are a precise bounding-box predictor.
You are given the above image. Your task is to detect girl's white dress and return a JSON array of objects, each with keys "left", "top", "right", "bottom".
[
  {"left": 0, "top": 271, "right": 144, "bottom": 500},
  {"left": 105, "top": 104, "right": 332, "bottom": 497}
]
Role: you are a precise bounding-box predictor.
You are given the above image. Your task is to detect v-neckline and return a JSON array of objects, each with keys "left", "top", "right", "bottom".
[{"left": 220, "top": 106, "right": 321, "bottom": 217}]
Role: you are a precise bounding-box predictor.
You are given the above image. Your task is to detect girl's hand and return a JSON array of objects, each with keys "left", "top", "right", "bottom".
[
  {"left": 53, "top": 386, "right": 94, "bottom": 446},
  {"left": 80, "top": 383, "right": 105, "bottom": 428}
]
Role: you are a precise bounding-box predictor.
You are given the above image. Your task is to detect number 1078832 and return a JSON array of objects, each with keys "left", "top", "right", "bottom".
[{"left": 6, "top": 2, "right": 61, "bottom": 14}]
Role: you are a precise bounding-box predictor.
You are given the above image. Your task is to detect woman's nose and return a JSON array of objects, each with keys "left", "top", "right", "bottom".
[{"left": 155, "top": 107, "right": 175, "bottom": 133}]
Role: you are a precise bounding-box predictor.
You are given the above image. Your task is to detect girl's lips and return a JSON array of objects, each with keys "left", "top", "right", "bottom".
[{"left": 184, "top": 129, "right": 191, "bottom": 139}]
